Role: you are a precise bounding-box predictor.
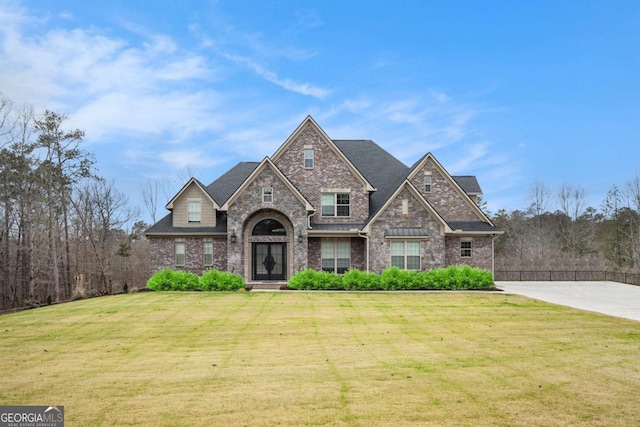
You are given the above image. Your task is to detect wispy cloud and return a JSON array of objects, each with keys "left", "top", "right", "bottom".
[{"left": 222, "top": 52, "right": 330, "bottom": 98}]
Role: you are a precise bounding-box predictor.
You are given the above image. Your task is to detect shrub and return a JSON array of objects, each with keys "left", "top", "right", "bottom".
[
  {"left": 288, "top": 265, "right": 494, "bottom": 291},
  {"left": 380, "top": 267, "right": 414, "bottom": 290},
  {"left": 343, "top": 269, "right": 381, "bottom": 290},
  {"left": 147, "top": 269, "right": 200, "bottom": 291},
  {"left": 200, "top": 269, "right": 245, "bottom": 291},
  {"left": 288, "top": 269, "right": 319, "bottom": 290}
]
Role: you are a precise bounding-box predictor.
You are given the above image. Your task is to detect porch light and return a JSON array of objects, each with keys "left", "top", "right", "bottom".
[{"left": 230, "top": 229, "right": 237, "bottom": 243}]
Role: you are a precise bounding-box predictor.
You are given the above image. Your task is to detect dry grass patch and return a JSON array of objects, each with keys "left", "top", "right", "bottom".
[{"left": 0, "top": 292, "right": 639, "bottom": 426}]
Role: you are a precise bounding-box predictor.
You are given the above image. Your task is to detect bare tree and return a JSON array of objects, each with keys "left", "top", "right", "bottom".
[
  {"left": 72, "top": 180, "right": 136, "bottom": 295},
  {"left": 35, "top": 110, "right": 94, "bottom": 302},
  {"left": 141, "top": 179, "right": 160, "bottom": 224}
]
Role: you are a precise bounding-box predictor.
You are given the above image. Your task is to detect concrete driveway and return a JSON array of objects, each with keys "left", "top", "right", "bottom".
[{"left": 496, "top": 281, "right": 640, "bottom": 322}]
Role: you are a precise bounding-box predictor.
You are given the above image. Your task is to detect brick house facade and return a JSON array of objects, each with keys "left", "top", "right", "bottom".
[{"left": 145, "top": 116, "right": 501, "bottom": 282}]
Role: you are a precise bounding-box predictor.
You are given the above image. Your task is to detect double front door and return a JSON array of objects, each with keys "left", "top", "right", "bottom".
[{"left": 252, "top": 243, "right": 286, "bottom": 281}]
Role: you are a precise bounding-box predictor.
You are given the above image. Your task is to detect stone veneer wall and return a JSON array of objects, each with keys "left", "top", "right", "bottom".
[
  {"left": 274, "top": 124, "right": 370, "bottom": 224},
  {"left": 368, "top": 187, "right": 445, "bottom": 274},
  {"left": 410, "top": 157, "right": 480, "bottom": 222},
  {"left": 148, "top": 236, "right": 227, "bottom": 275},
  {"left": 444, "top": 236, "right": 493, "bottom": 272},
  {"left": 226, "top": 164, "right": 309, "bottom": 281}
]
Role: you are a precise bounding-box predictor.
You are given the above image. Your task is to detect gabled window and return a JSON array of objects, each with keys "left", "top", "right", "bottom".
[
  {"left": 203, "top": 242, "right": 213, "bottom": 266},
  {"left": 262, "top": 187, "right": 273, "bottom": 203},
  {"left": 390, "top": 241, "right": 420, "bottom": 270},
  {"left": 175, "top": 242, "right": 186, "bottom": 266},
  {"left": 188, "top": 200, "right": 201, "bottom": 222},
  {"left": 321, "top": 239, "right": 350, "bottom": 274},
  {"left": 321, "top": 193, "right": 350, "bottom": 217},
  {"left": 424, "top": 175, "right": 432, "bottom": 192},
  {"left": 461, "top": 240, "right": 472, "bottom": 257},
  {"left": 304, "top": 149, "right": 314, "bottom": 169}
]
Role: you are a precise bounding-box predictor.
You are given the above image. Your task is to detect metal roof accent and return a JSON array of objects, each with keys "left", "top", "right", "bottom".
[{"left": 385, "top": 228, "right": 430, "bottom": 237}]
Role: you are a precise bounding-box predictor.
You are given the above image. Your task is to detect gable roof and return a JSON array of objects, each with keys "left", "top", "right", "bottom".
[
  {"left": 272, "top": 116, "right": 376, "bottom": 192},
  {"left": 165, "top": 177, "right": 219, "bottom": 211},
  {"left": 408, "top": 152, "right": 494, "bottom": 225},
  {"left": 452, "top": 176, "right": 482, "bottom": 195},
  {"left": 362, "top": 179, "right": 453, "bottom": 235},
  {"left": 334, "top": 140, "right": 409, "bottom": 216},
  {"left": 220, "top": 157, "right": 314, "bottom": 212},
  {"left": 206, "top": 162, "right": 259, "bottom": 205},
  {"left": 145, "top": 211, "right": 228, "bottom": 235}
]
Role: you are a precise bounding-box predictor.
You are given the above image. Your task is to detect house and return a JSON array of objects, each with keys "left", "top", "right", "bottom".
[{"left": 145, "top": 116, "right": 501, "bottom": 283}]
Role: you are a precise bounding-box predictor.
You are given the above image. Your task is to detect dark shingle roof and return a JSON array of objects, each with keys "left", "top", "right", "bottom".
[
  {"left": 146, "top": 138, "right": 491, "bottom": 236},
  {"left": 206, "top": 162, "right": 259, "bottom": 205},
  {"left": 145, "top": 212, "right": 228, "bottom": 234},
  {"left": 447, "top": 221, "right": 498, "bottom": 233},
  {"left": 333, "top": 140, "right": 409, "bottom": 216},
  {"left": 452, "top": 176, "right": 482, "bottom": 195}
]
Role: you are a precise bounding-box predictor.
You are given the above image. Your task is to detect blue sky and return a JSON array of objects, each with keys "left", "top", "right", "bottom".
[{"left": 1, "top": 0, "right": 639, "bottom": 222}]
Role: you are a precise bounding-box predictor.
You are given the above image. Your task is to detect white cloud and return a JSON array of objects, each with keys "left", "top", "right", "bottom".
[{"left": 222, "top": 52, "right": 330, "bottom": 98}]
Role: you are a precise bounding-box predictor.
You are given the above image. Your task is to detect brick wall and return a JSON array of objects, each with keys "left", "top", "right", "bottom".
[
  {"left": 274, "top": 123, "right": 370, "bottom": 224},
  {"left": 410, "top": 157, "right": 480, "bottom": 222},
  {"left": 226, "top": 164, "right": 309, "bottom": 281},
  {"left": 445, "top": 236, "right": 493, "bottom": 272},
  {"left": 148, "top": 236, "right": 227, "bottom": 275},
  {"left": 307, "top": 237, "right": 366, "bottom": 271},
  {"left": 368, "top": 187, "right": 446, "bottom": 274}
]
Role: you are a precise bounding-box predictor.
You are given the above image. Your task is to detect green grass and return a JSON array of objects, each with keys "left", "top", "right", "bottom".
[{"left": 1, "top": 292, "right": 639, "bottom": 426}]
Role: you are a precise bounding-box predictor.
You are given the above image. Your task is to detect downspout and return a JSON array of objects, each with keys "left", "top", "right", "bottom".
[
  {"left": 491, "top": 233, "right": 497, "bottom": 280},
  {"left": 358, "top": 231, "right": 370, "bottom": 272}
]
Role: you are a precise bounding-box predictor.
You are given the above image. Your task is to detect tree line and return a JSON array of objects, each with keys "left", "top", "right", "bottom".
[
  {"left": 492, "top": 180, "right": 640, "bottom": 272},
  {"left": 2, "top": 92, "right": 638, "bottom": 310},
  {"left": 0, "top": 94, "right": 148, "bottom": 310}
]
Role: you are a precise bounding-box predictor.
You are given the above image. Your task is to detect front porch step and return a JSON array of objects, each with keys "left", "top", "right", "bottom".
[{"left": 248, "top": 282, "right": 287, "bottom": 290}]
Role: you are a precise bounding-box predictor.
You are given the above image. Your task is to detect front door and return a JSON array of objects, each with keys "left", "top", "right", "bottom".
[{"left": 252, "top": 243, "right": 286, "bottom": 281}]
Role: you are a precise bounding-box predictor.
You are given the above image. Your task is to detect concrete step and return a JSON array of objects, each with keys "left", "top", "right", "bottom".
[{"left": 248, "top": 282, "right": 287, "bottom": 290}]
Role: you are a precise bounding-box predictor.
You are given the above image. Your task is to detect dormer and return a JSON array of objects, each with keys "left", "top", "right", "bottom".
[{"left": 166, "top": 178, "right": 219, "bottom": 228}]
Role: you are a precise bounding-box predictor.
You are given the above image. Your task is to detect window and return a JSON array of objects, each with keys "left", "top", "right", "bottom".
[
  {"left": 262, "top": 187, "right": 273, "bottom": 203},
  {"left": 390, "top": 241, "right": 420, "bottom": 270},
  {"left": 304, "top": 149, "right": 314, "bottom": 169},
  {"left": 461, "top": 240, "right": 472, "bottom": 257},
  {"left": 424, "top": 175, "right": 432, "bottom": 192},
  {"left": 188, "top": 200, "right": 201, "bottom": 222},
  {"left": 322, "top": 239, "right": 350, "bottom": 274},
  {"left": 252, "top": 219, "right": 286, "bottom": 236},
  {"left": 175, "top": 242, "right": 185, "bottom": 266},
  {"left": 203, "top": 242, "right": 213, "bottom": 266},
  {"left": 321, "top": 193, "right": 350, "bottom": 217}
]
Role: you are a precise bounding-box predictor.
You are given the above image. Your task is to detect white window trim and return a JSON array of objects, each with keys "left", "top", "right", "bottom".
[
  {"left": 460, "top": 239, "right": 473, "bottom": 258},
  {"left": 262, "top": 187, "right": 273, "bottom": 203},
  {"left": 321, "top": 192, "right": 351, "bottom": 217},
  {"left": 304, "top": 148, "right": 314, "bottom": 169},
  {"left": 175, "top": 242, "right": 186, "bottom": 266},
  {"left": 390, "top": 241, "right": 421, "bottom": 270},
  {"left": 424, "top": 174, "right": 432, "bottom": 193},
  {"left": 203, "top": 242, "right": 213, "bottom": 266},
  {"left": 187, "top": 199, "right": 202, "bottom": 223},
  {"left": 321, "top": 238, "right": 351, "bottom": 274}
]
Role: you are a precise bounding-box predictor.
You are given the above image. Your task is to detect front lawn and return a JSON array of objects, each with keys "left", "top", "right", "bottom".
[{"left": 0, "top": 292, "right": 638, "bottom": 426}]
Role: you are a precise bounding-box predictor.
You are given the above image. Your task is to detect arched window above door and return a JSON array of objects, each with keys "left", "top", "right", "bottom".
[{"left": 252, "top": 219, "right": 286, "bottom": 236}]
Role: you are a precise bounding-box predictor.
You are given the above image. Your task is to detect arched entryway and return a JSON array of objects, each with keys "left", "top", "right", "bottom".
[
  {"left": 244, "top": 211, "right": 294, "bottom": 282},
  {"left": 251, "top": 218, "right": 287, "bottom": 281}
]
